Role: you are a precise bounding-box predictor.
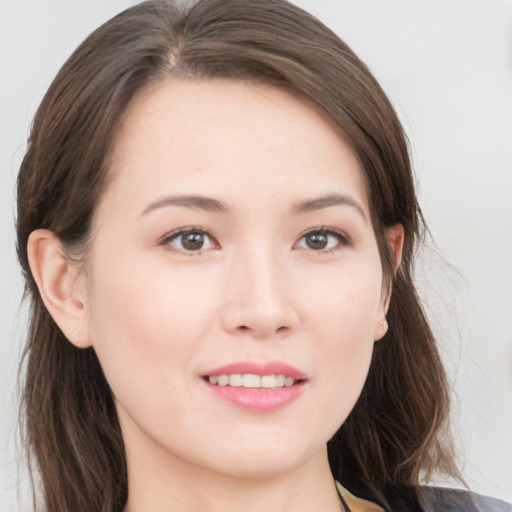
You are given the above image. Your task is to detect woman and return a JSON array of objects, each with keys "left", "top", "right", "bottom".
[{"left": 15, "top": 1, "right": 511, "bottom": 511}]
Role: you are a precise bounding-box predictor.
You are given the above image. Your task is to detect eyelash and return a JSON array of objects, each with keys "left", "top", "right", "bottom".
[
  {"left": 160, "top": 226, "right": 352, "bottom": 254},
  {"left": 294, "top": 227, "right": 353, "bottom": 254},
  {"left": 160, "top": 227, "right": 219, "bottom": 255}
]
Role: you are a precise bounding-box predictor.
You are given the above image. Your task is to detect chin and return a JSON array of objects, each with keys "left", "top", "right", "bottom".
[
  {"left": 194, "top": 435, "right": 325, "bottom": 481},
  {"left": 209, "top": 457, "right": 305, "bottom": 480}
]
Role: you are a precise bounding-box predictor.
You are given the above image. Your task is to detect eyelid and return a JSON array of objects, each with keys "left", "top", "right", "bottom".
[
  {"left": 160, "top": 226, "right": 220, "bottom": 252},
  {"left": 294, "top": 227, "right": 353, "bottom": 251}
]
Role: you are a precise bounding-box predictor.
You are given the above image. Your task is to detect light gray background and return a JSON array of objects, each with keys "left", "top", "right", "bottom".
[{"left": 1, "top": 0, "right": 511, "bottom": 509}]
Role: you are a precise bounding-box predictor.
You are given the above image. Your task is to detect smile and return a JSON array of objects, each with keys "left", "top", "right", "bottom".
[
  {"left": 206, "top": 374, "right": 297, "bottom": 388},
  {"left": 202, "top": 361, "right": 308, "bottom": 411}
]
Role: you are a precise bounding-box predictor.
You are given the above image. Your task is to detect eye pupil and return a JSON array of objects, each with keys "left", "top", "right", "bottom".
[
  {"left": 306, "top": 232, "right": 328, "bottom": 250},
  {"left": 182, "top": 232, "right": 204, "bottom": 250}
]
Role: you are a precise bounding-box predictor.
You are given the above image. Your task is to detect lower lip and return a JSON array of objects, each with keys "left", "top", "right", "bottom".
[{"left": 202, "top": 380, "right": 306, "bottom": 412}]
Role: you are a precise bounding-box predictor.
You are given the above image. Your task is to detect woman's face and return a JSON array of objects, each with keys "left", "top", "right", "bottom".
[{"left": 83, "top": 79, "right": 390, "bottom": 479}]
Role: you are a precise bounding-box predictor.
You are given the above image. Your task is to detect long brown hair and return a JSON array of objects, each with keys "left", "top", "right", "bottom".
[{"left": 16, "top": 1, "right": 458, "bottom": 510}]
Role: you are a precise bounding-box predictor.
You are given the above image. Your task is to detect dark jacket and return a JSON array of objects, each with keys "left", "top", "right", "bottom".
[
  {"left": 337, "top": 481, "right": 511, "bottom": 511},
  {"left": 418, "top": 487, "right": 511, "bottom": 512}
]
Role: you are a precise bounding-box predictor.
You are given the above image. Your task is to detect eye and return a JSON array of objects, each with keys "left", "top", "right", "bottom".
[
  {"left": 161, "top": 228, "right": 219, "bottom": 253},
  {"left": 294, "top": 228, "right": 351, "bottom": 252}
]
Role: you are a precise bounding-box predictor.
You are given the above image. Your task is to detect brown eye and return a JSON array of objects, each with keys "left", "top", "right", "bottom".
[
  {"left": 163, "top": 228, "right": 218, "bottom": 252},
  {"left": 294, "top": 229, "right": 350, "bottom": 252},
  {"left": 182, "top": 231, "right": 205, "bottom": 250},
  {"left": 304, "top": 232, "right": 329, "bottom": 250}
]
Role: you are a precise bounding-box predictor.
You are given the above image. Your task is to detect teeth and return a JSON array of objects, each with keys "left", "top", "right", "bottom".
[
  {"left": 228, "top": 374, "right": 242, "bottom": 387},
  {"left": 284, "top": 376, "right": 295, "bottom": 387},
  {"left": 261, "top": 375, "right": 276, "bottom": 388},
  {"left": 243, "top": 374, "right": 261, "bottom": 388},
  {"left": 217, "top": 375, "right": 229, "bottom": 387},
  {"left": 208, "top": 374, "right": 297, "bottom": 388}
]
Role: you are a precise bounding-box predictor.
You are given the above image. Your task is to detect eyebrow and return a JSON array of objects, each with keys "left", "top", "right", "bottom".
[
  {"left": 140, "top": 194, "right": 227, "bottom": 216},
  {"left": 140, "top": 192, "right": 367, "bottom": 221},
  {"left": 292, "top": 193, "right": 367, "bottom": 222}
]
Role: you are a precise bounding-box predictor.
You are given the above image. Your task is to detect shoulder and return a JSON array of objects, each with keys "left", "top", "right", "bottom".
[{"left": 419, "top": 487, "right": 512, "bottom": 512}]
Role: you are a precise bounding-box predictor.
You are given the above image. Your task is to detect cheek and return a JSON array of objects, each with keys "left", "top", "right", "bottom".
[
  {"left": 304, "top": 252, "right": 383, "bottom": 345},
  {"left": 88, "top": 248, "right": 215, "bottom": 341},
  {"left": 313, "top": 288, "right": 378, "bottom": 378},
  {"left": 84, "top": 253, "right": 217, "bottom": 410},
  {"left": 302, "top": 257, "right": 382, "bottom": 419}
]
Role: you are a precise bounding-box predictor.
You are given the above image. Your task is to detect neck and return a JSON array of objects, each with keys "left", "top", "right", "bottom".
[{"left": 123, "top": 444, "right": 341, "bottom": 512}]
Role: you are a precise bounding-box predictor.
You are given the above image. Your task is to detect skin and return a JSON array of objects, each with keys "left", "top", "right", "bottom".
[{"left": 28, "top": 79, "right": 401, "bottom": 512}]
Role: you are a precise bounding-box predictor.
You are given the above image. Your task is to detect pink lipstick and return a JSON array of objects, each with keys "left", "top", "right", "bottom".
[{"left": 201, "top": 361, "right": 307, "bottom": 412}]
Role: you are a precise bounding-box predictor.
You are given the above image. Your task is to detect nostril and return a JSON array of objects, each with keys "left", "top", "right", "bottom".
[{"left": 276, "top": 326, "right": 289, "bottom": 334}]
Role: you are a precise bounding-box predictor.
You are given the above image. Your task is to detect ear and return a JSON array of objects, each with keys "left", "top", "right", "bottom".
[
  {"left": 27, "top": 229, "right": 91, "bottom": 348},
  {"left": 374, "top": 224, "right": 404, "bottom": 341},
  {"left": 386, "top": 223, "right": 404, "bottom": 273}
]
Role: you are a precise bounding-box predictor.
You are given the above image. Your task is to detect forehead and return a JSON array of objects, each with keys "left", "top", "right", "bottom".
[{"left": 101, "top": 78, "right": 368, "bottom": 219}]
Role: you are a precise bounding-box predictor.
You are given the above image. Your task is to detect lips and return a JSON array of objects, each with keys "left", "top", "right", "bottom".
[
  {"left": 204, "top": 361, "right": 307, "bottom": 379},
  {"left": 201, "top": 361, "right": 307, "bottom": 412}
]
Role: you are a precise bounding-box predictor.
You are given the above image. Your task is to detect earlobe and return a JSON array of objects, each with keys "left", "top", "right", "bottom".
[
  {"left": 27, "top": 229, "right": 91, "bottom": 348},
  {"left": 374, "top": 318, "right": 388, "bottom": 341}
]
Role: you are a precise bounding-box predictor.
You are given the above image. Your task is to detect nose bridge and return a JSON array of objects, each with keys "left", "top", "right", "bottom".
[{"left": 222, "top": 239, "right": 296, "bottom": 337}]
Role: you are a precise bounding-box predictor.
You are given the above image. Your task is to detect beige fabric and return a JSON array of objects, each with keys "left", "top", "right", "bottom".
[{"left": 336, "top": 481, "right": 384, "bottom": 512}]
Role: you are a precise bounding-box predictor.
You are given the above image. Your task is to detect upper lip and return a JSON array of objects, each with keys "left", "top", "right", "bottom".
[{"left": 202, "top": 361, "right": 308, "bottom": 380}]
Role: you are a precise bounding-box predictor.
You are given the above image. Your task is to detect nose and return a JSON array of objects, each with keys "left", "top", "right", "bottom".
[{"left": 221, "top": 248, "right": 299, "bottom": 339}]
